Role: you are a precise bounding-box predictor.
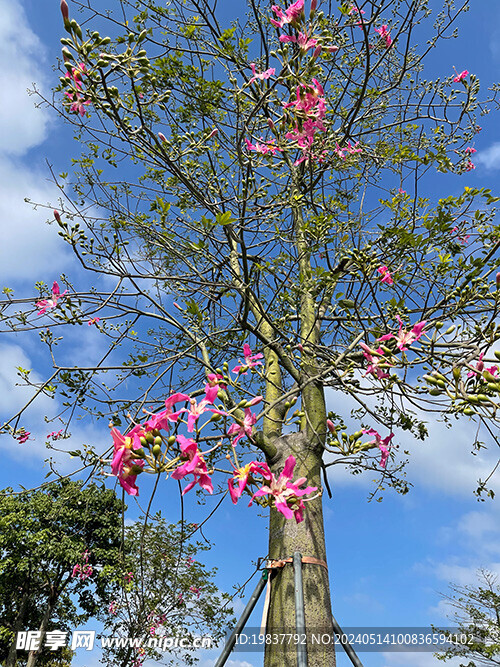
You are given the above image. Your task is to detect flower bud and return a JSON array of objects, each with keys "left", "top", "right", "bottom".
[
  {"left": 312, "top": 45, "right": 322, "bottom": 60},
  {"left": 311, "top": 0, "right": 317, "bottom": 15},
  {"left": 326, "top": 419, "right": 336, "bottom": 434},
  {"left": 496, "top": 272, "right": 500, "bottom": 288},
  {"left": 53, "top": 210, "right": 62, "bottom": 224},
  {"left": 208, "top": 128, "right": 218, "bottom": 139},
  {"left": 60, "top": 0, "right": 70, "bottom": 24}
]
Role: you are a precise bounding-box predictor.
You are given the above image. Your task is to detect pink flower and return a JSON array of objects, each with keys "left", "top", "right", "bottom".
[
  {"left": 279, "top": 31, "right": 318, "bottom": 52},
  {"left": 88, "top": 317, "right": 100, "bottom": 326},
  {"left": 465, "top": 147, "right": 476, "bottom": 155},
  {"left": 227, "top": 408, "right": 258, "bottom": 446},
  {"left": 453, "top": 69, "right": 469, "bottom": 83},
  {"left": 65, "top": 90, "right": 91, "bottom": 116},
  {"left": 378, "top": 315, "right": 427, "bottom": 352},
  {"left": 359, "top": 342, "right": 392, "bottom": 379},
  {"left": 170, "top": 389, "right": 223, "bottom": 432},
  {"left": 249, "top": 455, "right": 317, "bottom": 523},
  {"left": 376, "top": 265, "right": 393, "bottom": 285},
  {"left": 333, "top": 141, "right": 361, "bottom": 160},
  {"left": 348, "top": 4, "right": 366, "bottom": 26},
  {"left": 228, "top": 460, "right": 272, "bottom": 503},
  {"left": 467, "top": 353, "right": 484, "bottom": 378},
  {"left": 464, "top": 160, "right": 475, "bottom": 172},
  {"left": 233, "top": 343, "right": 264, "bottom": 374},
  {"left": 245, "top": 138, "right": 283, "bottom": 155},
  {"left": 71, "top": 554, "right": 93, "bottom": 581},
  {"left": 249, "top": 63, "right": 275, "bottom": 84},
  {"left": 189, "top": 586, "right": 201, "bottom": 598},
  {"left": 36, "top": 281, "right": 67, "bottom": 315},
  {"left": 171, "top": 434, "right": 213, "bottom": 495},
  {"left": 65, "top": 63, "right": 86, "bottom": 90},
  {"left": 451, "top": 226, "right": 470, "bottom": 245},
  {"left": 124, "top": 571, "right": 134, "bottom": 583},
  {"left": 108, "top": 600, "right": 118, "bottom": 615},
  {"left": 110, "top": 426, "right": 145, "bottom": 496},
  {"left": 204, "top": 373, "right": 226, "bottom": 402},
  {"left": 270, "top": 0, "right": 304, "bottom": 28},
  {"left": 362, "top": 428, "right": 394, "bottom": 468},
  {"left": 143, "top": 392, "right": 190, "bottom": 432},
  {"left": 374, "top": 24, "right": 393, "bottom": 48},
  {"left": 284, "top": 79, "right": 325, "bottom": 119}
]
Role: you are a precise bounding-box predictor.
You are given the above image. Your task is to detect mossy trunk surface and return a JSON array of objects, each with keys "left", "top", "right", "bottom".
[{"left": 264, "top": 432, "right": 335, "bottom": 667}]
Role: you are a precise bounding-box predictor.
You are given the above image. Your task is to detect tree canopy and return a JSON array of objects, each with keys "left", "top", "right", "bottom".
[{"left": 1, "top": 0, "right": 500, "bottom": 665}]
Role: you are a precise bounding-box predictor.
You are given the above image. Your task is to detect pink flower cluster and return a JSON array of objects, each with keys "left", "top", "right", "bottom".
[
  {"left": 71, "top": 550, "right": 93, "bottom": 581},
  {"left": 284, "top": 79, "right": 329, "bottom": 165},
  {"left": 64, "top": 63, "right": 91, "bottom": 116},
  {"left": 36, "top": 281, "right": 67, "bottom": 315},
  {"left": 15, "top": 430, "right": 30, "bottom": 444},
  {"left": 47, "top": 429, "right": 64, "bottom": 440},
  {"left": 110, "top": 352, "right": 264, "bottom": 497},
  {"left": 270, "top": 0, "right": 304, "bottom": 28},
  {"left": 374, "top": 24, "right": 393, "bottom": 48}
]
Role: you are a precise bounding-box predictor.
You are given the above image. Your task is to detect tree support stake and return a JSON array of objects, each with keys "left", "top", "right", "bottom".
[{"left": 214, "top": 569, "right": 268, "bottom": 667}]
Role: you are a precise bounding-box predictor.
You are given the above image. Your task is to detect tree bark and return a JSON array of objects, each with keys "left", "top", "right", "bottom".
[
  {"left": 264, "top": 432, "right": 335, "bottom": 667},
  {"left": 5, "top": 587, "right": 30, "bottom": 667},
  {"left": 26, "top": 590, "right": 56, "bottom": 667}
]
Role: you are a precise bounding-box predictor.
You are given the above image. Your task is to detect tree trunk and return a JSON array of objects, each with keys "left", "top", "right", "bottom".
[
  {"left": 26, "top": 591, "right": 56, "bottom": 667},
  {"left": 264, "top": 432, "right": 335, "bottom": 667},
  {"left": 5, "top": 588, "right": 30, "bottom": 667}
]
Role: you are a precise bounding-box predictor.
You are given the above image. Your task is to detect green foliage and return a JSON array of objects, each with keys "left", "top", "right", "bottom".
[
  {"left": 0, "top": 481, "right": 124, "bottom": 665},
  {"left": 435, "top": 570, "right": 500, "bottom": 666},
  {"left": 101, "top": 513, "right": 234, "bottom": 667}
]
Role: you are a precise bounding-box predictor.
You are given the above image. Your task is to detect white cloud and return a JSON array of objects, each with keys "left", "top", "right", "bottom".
[
  {"left": 0, "top": 157, "right": 71, "bottom": 283},
  {"left": 0, "top": 0, "right": 51, "bottom": 155},
  {"left": 475, "top": 142, "right": 500, "bottom": 170},
  {"left": 0, "top": 0, "right": 71, "bottom": 283}
]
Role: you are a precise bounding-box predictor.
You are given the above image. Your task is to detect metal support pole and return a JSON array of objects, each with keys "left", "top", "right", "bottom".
[
  {"left": 214, "top": 569, "right": 268, "bottom": 667},
  {"left": 331, "top": 614, "right": 364, "bottom": 667},
  {"left": 293, "top": 551, "right": 308, "bottom": 667}
]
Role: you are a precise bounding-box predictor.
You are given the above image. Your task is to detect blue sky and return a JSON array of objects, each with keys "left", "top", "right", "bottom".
[{"left": 1, "top": 1, "right": 500, "bottom": 666}]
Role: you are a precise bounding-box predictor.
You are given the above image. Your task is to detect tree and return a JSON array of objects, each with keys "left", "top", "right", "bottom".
[
  {"left": 0, "top": 480, "right": 124, "bottom": 667},
  {"left": 437, "top": 569, "right": 500, "bottom": 666},
  {"left": 2, "top": 0, "right": 500, "bottom": 665},
  {"left": 102, "top": 513, "right": 234, "bottom": 667}
]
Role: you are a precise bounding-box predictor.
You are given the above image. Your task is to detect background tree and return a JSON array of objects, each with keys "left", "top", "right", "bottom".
[
  {"left": 437, "top": 569, "right": 500, "bottom": 666},
  {"left": 102, "top": 513, "right": 234, "bottom": 667},
  {"left": 0, "top": 480, "right": 124, "bottom": 667},
  {"left": 1, "top": 0, "right": 500, "bottom": 665}
]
